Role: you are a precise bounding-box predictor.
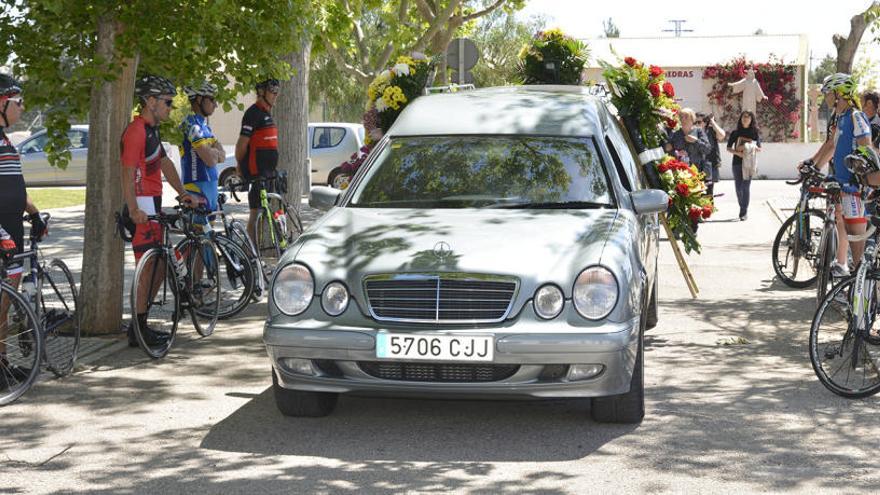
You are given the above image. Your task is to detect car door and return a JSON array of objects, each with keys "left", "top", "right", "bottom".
[
  {"left": 310, "top": 126, "right": 350, "bottom": 184},
  {"left": 59, "top": 129, "right": 88, "bottom": 185},
  {"left": 18, "top": 132, "right": 55, "bottom": 185}
]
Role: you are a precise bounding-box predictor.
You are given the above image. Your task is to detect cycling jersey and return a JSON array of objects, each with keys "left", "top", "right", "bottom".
[
  {"left": 180, "top": 113, "right": 219, "bottom": 183},
  {"left": 121, "top": 115, "right": 166, "bottom": 197},
  {"left": 238, "top": 101, "right": 277, "bottom": 179},
  {"left": 832, "top": 109, "right": 872, "bottom": 185},
  {"left": 0, "top": 128, "right": 25, "bottom": 275}
]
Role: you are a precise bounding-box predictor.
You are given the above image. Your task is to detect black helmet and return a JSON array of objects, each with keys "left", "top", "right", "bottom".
[
  {"left": 135, "top": 74, "right": 176, "bottom": 100},
  {"left": 184, "top": 81, "right": 218, "bottom": 101},
  {"left": 0, "top": 74, "right": 22, "bottom": 97},
  {"left": 255, "top": 78, "right": 280, "bottom": 92}
]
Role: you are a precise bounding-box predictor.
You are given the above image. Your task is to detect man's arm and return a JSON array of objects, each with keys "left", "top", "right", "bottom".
[
  {"left": 193, "top": 142, "right": 219, "bottom": 168},
  {"left": 24, "top": 194, "right": 38, "bottom": 215},
  {"left": 160, "top": 156, "right": 191, "bottom": 199},
  {"left": 710, "top": 119, "right": 726, "bottom": 141},
  {"left": 121, "top": 166, "right": 147, "bottom": 223},
  {"left": 234, "top": 135, "right": 249, "bottom": 173}
]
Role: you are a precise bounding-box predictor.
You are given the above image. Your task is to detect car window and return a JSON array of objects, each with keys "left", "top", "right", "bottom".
[
  {"left": 604, "top": 136, "right": 633, "bottom": 192},
  {"left": 19, "top": 134, "right": 48, "bottom": 154},
  {"left": 312, "top": 127, "right": 346, "bottom": 149},
  {"left": 609, "top": 120, "right": 648, "bottom": 189},
  {"left": 68, "top": 130, "right": 87, "bottom": 149},
  {"left": 349, "top": 136, "right": 614, "bottom": 209}
]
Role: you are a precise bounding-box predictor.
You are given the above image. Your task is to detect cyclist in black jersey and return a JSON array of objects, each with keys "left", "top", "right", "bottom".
[{"left": 0, "top": 74, "right": 46, "bottom": 389}]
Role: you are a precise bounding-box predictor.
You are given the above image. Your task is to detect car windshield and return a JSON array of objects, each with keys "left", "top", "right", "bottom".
[{"left": 348, "top": 136, "right": 614, "bottom": 209}]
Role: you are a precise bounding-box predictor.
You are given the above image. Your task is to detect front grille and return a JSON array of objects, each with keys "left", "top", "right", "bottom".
[
  {"left": 358, "top": 361, "right": 519, "bottom": 382},
  {"left": 364, "top": 275, "right": 517, "bottom": 323}
]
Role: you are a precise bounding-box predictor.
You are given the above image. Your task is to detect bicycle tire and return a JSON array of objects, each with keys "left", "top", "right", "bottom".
[
  {"left": 229, "top": 219, "right": 266, "bottom": 300},
  {"left": 809, "top": 275, "right": 880, "bottom": 398},
  {"left": 179, "top": 237, "right": 221, "bottom": 337},
  {"left": 212, "top": 235, "right": 255, "bottom": 319},
  {"left": 772, "top": 209, "right": 825, "bottom": 288},
  {"left": 255, "top": 210, "right": 283, "bottom": 266},
  {"left": 0, "top": 282, "right": 43, "bottom": 406},
  {"left": 816, "top": 224, "right": 838, "bottom": 305},
  {"left": 38, "top": 259, "right": 80, "bottom": 377},
  {"left": 131, "top": 248, "right": 179, "bottom": 359}
]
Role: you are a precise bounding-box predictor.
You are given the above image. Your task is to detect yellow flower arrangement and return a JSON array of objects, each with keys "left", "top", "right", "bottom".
[{"left": 382, "top": 85, "right": 407, "bottom": 110}]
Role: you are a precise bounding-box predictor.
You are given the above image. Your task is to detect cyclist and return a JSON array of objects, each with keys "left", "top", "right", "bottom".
[
  {"left": 180, "top": 81, "right": 224, "bottom": 220},
  {"left": 807, "top": 73, "right": 875, "bottom": 275},
  {"left": 121, "top": 75, "right": 195, "bottom": 346},
  {"left": 0, "top": 74, "right": 46, "bottom": 388},
  {"left": 861, "top": 90, "right": 880, "bottom": 149},
  {"left": 235, "top": 78, "right": 280, "bottom": 244}
]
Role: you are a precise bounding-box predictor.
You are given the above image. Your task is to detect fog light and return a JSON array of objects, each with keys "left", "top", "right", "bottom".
[
  {"left": 567, "top": 364, "right": 604, "bottom": 381},
  {"left": 281, "top": 358, "right": 317, "bottom": 376}
]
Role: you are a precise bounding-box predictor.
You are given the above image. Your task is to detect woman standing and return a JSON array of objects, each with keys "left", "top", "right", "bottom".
[{"left": 727, "top": 111, "right": 761, "bottom": 221}]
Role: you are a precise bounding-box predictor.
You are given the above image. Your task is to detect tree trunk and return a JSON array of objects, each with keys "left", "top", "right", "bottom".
[
  {"left": 834, "top": 4, "right": 874, "bottom": 72},
  {"left": 80, "top": 17, "right": 138, "bottom": 335},
  {"left": 276, "top": 37, "right": 312, "bottom": 210}
]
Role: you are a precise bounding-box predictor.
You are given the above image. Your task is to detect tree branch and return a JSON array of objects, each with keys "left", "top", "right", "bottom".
[
  {"left": 398, "top": 0, "right": 410, "bottom": 22},
  {"left": 414, "top": 0, "right": 435, "bottom": 20},
  {"left": 412, "top": 0, "right": 462, "bottom": 52},
  {"left": 340, "top": 0, "right": 370, "bottom": 69},
  {"left": 320, "top": 33, "right": 371, "bottom": 85},
  {"left": 463, "top": 0, "right": 507, "bottom": 21}
]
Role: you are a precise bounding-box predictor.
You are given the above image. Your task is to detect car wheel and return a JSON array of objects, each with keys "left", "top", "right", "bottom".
[
  {"left": 220, "top": 168, "right": 241, "bottom": 193},
  {"left": 272, "top": 368, "right": 338, "bottom": 417},
  {"left": 645, "top": 275, "right": 658, "bottom": 330},
  {"left": 328, "top": 169, "right": 350, "bottom": 190},
  {"left": 591, "top": 306, "right": 645, "bottom": 424}
]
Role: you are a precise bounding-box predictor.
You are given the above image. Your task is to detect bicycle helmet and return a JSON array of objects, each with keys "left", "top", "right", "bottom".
[
  {"left": 255, "top": 78, "right": 280, "bottom": 93},
  {"left": 135, "top": 74, "right": 176, "bottom": 100},
  {"left": 184, "top": 81, "right": 218, "bottom": 101},
  {"left": 821, "top": 72, "right": 858, "bottom": 102},
  {"left": 0, "top": 74, "right": 22, "bottom": 97},
  {"left": 844, "top": 145, "right": 880, "bottom": 186}
]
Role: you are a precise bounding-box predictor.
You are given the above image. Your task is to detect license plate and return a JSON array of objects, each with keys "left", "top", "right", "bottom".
[{"left": 376, "top": 333, "right": 494, "bottom": 362}]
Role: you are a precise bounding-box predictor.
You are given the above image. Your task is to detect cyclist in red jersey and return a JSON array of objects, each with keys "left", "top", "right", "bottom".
[
  {"left": 121, "top": 75, "right": 195, "bottom": 346},
  {"left": 235, "top": 78, "right": 280, "bottom": 244}
]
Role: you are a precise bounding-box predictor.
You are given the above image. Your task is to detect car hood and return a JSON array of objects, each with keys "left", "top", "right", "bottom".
[{"left": 292, "top": 207, "right": 619, "bottom": 301}]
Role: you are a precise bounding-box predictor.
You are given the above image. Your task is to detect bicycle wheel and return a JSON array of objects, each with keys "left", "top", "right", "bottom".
[
  {"left": 180, "top": 237, "right": 220, "bottom": 337},
  {"left": 809, "top": 276, "right": 880, "bottom": 398},
  {"left": 38, "top": 259, "right": 80, "bottom": 377},
  {"left": 268, "top": 196, "right": 304, "bottom": 245},
  {"left": 772, "top": 209, "right": 824, "bottom": 288},
  {"left": 131, "top": 248, "right": 179, "bottom": 359},
  {"left": 255, "top": 210, "right": 283, "bottom": 267},
  {"left": 212, "top": 235, "right": 255, "bottom": 319},
  {"left": 0, "top": 282, "right": 43, "bottom": 405},
  {"left": 816, "top": 225, "right": 838, "bottom": 305}
]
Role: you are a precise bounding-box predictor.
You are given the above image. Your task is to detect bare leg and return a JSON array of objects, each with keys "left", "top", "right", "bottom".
[{"left": 836, "top": 210, "right": 849, "bottom": 266}]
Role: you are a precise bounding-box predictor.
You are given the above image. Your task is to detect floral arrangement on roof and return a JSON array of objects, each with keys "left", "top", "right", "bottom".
[
  {"left": 703, "top": 55, "right": 801, "bottom": 142},
  {"left": 656, "top": 156, "right": 715, "bottom": 254},
  {"left": 600, "top": 55, "right": 680, "bottom": 150},
  {"left": 516, "top": 28, "right": 589, "bottom": 85},
  {"left": 363, "top": 53, "right": 433, "bottom": 146}
]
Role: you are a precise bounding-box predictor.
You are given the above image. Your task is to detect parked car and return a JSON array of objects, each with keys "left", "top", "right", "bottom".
[
  {"left": 20, "top": 124, "right": 180, "bottom": 186},
  {"left": 263, "top": 86, "right": 667, "bottom": 423},
  {"left": 214, "top": 122, "right": 365, "bottom": 191}
]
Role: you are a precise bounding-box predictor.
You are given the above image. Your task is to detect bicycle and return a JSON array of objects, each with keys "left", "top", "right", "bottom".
[
  {"left": 813, "top": 181, "right": 844, "bottom": 304},
  {"left": 0, "top": 250, "right": 42, "bottom": 406},
  {"left": 230, "top": 171, "right": 303, "bottom": 270},
  {"left": 215, "top": 191, "right": 265, "bottom": 300},
  {"left": 772, "top": 164, "right": 826, "bottom": 288},
  {"left": 130, "top": 204, "right": 221, "bottom": 359},
  {"left": 810, "top": 214, "right": 880, "bottom": 397}
]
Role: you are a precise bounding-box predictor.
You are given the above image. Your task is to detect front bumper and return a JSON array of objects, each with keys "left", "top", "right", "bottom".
[{"left": 264, "top": 306, "right": 641, "bottom": 399}]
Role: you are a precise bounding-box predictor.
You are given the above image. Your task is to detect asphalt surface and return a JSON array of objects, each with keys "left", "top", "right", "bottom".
[{"left": 2, "top": 181, "right": 878, "bottom": 494}]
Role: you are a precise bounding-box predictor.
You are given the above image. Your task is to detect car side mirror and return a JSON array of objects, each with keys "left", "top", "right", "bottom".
[
  {"left": 310, "top": 186, "right": 342, "bottom": 211},
  {"left": 631, "top": 189, "right": 669, "bottom": 215}
]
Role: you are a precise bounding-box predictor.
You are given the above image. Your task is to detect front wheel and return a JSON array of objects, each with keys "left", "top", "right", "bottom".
[
  {"left": 272, "top": 368, "right": 338, "bottom": 417},
  {"left": 131, "top": 248, "right": 179, "bottom": 359},
  {"left": 179, "top": 238, "right": 221, "bottom": 337},
  {"left": 772, "top": 209, "right": 824, "bottom": 288},
  {"left": 809, "top": 276, "right": 880, "bottom": 398},
  {"left": 0, "top": 284, "right": 43, "bottom": 406},
  {"left": 38, "top": 259, "right": 80, "bottom": 377},
  {"left": 212, "top": 235, "right": 255, "bottom": 319}
]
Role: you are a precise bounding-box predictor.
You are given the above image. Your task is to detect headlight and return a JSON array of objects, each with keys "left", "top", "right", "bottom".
[
  {"left": 321, "top": 281, "right": 350, "bottom": 316},
  {"left": 534, "top": 284, "right": 564, "bottom": 319},
  {"left": 573, "top": 266, "right": 618, "bottom": 320},
  {"left": 273, "top": 263, "right": 314, "bottom": 316}
]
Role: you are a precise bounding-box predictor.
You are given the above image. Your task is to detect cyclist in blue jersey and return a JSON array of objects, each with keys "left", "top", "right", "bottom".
[{"left": 180, "top": 82, "right": 225, "bottom": 219}]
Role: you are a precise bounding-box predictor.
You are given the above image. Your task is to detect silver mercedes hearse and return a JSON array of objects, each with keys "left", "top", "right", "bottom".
[{"left": 264, "top": 85, "right": 668, "bottom": 423}]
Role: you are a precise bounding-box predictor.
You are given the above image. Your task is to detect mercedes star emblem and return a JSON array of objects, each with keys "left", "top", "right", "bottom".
[{"left": 433, "top": 241, "right": 452, "bottom": 259}]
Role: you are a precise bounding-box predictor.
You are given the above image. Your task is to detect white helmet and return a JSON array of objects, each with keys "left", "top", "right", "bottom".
[
  {"left": 183, "top": 82, "right": 218, "bottom": 101},
  {"left": 820, "top": 73, "right": 853, "bottom": 95}
]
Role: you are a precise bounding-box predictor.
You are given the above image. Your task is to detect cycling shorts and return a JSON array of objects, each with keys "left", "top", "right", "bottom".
[
  {"left": 132, "top": 196, "right": 164, "bottom": 262},
  {"left": 840, "top": 192, "right": 867, "bottom": 225},
  {"left": 248, "top": 172, "right": 277, "bottom": 209}
]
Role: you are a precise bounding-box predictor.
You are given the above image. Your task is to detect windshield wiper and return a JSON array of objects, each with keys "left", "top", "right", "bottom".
[{"left": 496, "top": 201, "right": 612, "bottom": 209}]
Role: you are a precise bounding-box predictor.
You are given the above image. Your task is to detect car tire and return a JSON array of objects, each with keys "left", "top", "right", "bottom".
[
  {"left": 591, "top": 307, "right": 645, "bottom": 424},
  {"left": 272, "top": 368, "right": 338, "bottom": 417},
  {"left": 328, "top": 168, "right": 350, "bottom": 189},
  {"left": 645, "top": 275, "right": 658, "bottom": 330},
  {"left": 220, "top": 168, "right": 240, "bottom": 193}
]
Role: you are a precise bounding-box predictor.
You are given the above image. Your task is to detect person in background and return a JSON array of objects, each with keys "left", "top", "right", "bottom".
[
  {"left": 861, "top": 90, "right": 879, "bottom": 149},
  {"left": 726, "top": 111, "right": 761, "bottom": 221},
  {"left": 697, "top": 111, "right": 726, "bottom": 199}
]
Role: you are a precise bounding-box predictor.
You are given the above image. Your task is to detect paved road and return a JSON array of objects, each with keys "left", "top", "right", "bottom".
[{"left": 2, "top": 181, "right": 878, "bottom": 494}]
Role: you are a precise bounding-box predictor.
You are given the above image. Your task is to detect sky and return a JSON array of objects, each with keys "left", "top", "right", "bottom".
[{"left": 517, "top": 0, "right": 880, "bottom": 63}]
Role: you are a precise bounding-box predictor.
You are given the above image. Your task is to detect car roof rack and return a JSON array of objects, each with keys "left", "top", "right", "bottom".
[{"left": 423, "top": 84, "right": 476, "bottom": 95}]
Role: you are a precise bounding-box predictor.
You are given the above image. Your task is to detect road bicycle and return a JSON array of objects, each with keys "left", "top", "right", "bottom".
[
  {"left": 1, "top": 213, "right": 79, "bottom": 405},
  {"left": 771, "top": 164, "right": 825, "bottom": 287},
  {"left": 810, "top": 215, "right": 880, "bottom": 397},
  {"left": 130, "top": 204, "right": 220, "bottom": 359},
  {"left": 215, "top": 191, "right": 265, "bottom": 301},
  {"left": 813, "top": 181, "right": 844, "bottom": 304}
]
